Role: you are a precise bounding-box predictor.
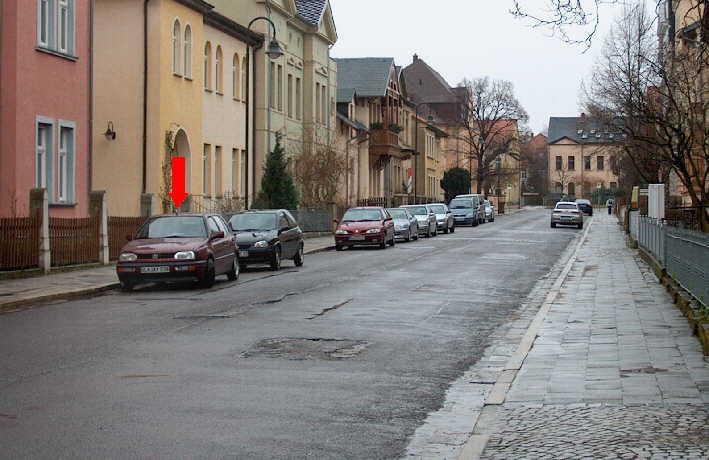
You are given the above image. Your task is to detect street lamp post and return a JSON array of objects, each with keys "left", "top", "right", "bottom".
[{"left": 245, "top": 15, "right": 283, "bottom": 209}]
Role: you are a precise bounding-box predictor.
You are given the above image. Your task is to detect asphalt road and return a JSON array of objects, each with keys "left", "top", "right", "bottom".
[{"left": 0, "top": 208, "right": 583, "bottom": 459}]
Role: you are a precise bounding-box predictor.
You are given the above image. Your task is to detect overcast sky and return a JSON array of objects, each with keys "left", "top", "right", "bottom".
[{"left": 329, "top": 0, "right": 640, "bottom": 135}]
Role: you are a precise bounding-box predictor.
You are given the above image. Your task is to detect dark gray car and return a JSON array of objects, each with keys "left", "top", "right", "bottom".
[
  {"left": 387, "top": 208, "right": 419, "bottom": 242},
  {"left": 449, "top": 197, "right": 478, "bottom": 226},
  {"left": 228, "top": 210, "right": 304, "bottom": 270}
]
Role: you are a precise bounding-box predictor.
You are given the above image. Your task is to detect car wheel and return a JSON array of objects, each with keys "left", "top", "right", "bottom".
[
  {"left": 335, "top": 244, "right": 344, "bottom": 251},
  {"left": 379, "top": 239, "right": 386, "bottom": 249},
  {"left": 472, "top": 217, "right": 479, "bottom": 227},
  {"left": 414, "top": 230, "right": 419, "bottom": 240},
  {"left": 120, "top": 280, "right": 134, "bottom": 292},
  {"left": 443, "top": 226, "right": 449, "bottom": 234},
  {"left": 491, "top": 216, "right": 495, "bottom": 222},
  {"left": 389, "top": 233, "right": 395, "bottom": 246},
  {"left": 426, "top": 226, "right": 431, "bottom": 238},
  {"left": 200, "top": 258, "right": 216, "bottom": 288},
  {"left": 270, "top": 247, "right": 281, "bottom": 271},
  {"left": 227, "top": 254, "right": 240, "bottom": 281},
  {"left": 578, "top": 223, "right": 583, "bottom": 229},
  {"left": 405, "top": 230, "right": 411, "bottom": 242},
  {"left": 450, "top": 225, "right": 455, "bottom": 234},
  {"left": 551, "top": 222, "right": 556, "bottom": 228},
  {"left": 432, "top": 227, "right": 438, "bottom": 237},
  {"left": 294, "top": 244, "right": 304, "bottom": 266}
]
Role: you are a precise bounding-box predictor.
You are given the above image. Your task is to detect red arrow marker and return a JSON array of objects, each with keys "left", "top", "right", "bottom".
[{"left": 169, "top": 157, "right": 188, "bottom": 209}]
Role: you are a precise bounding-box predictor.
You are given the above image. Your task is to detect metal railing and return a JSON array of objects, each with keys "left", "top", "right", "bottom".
[{"left": 630, "top": 212, "right": 708, "bottom": 307}]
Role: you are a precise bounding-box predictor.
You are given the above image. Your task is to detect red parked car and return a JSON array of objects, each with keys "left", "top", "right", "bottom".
[
  {"left": 334, "top": 207, "right": 395, "bottom": 250},
  {"left": 116, "top": 213, "right": 239, "bottom": 291}
]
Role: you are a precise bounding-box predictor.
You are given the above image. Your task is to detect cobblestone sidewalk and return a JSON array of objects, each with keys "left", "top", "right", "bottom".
[{"left": 476, "top": 213, "right": 709, "bottom": 459}]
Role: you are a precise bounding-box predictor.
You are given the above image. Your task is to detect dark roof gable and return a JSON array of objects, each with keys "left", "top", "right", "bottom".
[
  {"left": 335, "top": 57, "right": 395, "bottom": 98},
  {"left": 295, "top": 0, "right": 327, "bottom": 26},
  {"left": 548, "top": 117, "right": 625, "bottom": 145}
]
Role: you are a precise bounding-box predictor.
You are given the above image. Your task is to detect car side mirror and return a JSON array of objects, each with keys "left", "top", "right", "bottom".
[
  {"left": 211, "top": 231, "right": 225, "bottom": 240},
  {"left": 126, "top": 233, "right": 133, "bottom": 241},
  {"left": 333, "top": 218, "right": 339, "bottom": 224},
  {"left": 385, "top": 217, "right": 392, "bottom": 222},
  {"left": 279, "top": 226, "right": 289, "bottom": 234}
]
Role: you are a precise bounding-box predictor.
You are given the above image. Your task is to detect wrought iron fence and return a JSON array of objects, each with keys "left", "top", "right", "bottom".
[
  {"left": 665, "top": 206, "right": 708, "bottom": 232},
  {"left": 289, "top": 209, "right": 334, "bottom": 233},
  {"left": 637, "top": 216, "right": 665, "bottom": 265},
  {"left": 188, "top": 193, "right": 246, "bottom": 214},
  {"left": 0, "top": 217, "right": 41, "bottom": 270}
]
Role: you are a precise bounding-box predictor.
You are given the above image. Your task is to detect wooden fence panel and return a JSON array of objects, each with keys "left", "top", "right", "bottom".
[
  {"left": 49, "top": 217, "right": 100, "bottom": 267},
  {"left": 108, "top": 217, "right": 146, "bottom": 260},
  {"left": 0, "top": 217, "right": 41, "bottom": 270}
]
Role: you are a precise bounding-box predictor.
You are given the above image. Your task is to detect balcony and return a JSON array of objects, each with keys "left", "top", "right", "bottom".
[{"left": 370, "top": 127, "right": 408, "bottom": 159}]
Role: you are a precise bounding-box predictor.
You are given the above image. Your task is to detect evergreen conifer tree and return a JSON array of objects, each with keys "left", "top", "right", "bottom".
[{"left": 255, "top": 134, "right": 298, "bottom": 209}]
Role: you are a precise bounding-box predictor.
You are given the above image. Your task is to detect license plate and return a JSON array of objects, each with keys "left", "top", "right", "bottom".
[
  {"left": 350, "top": 236, "right": 365, "bottom": 241},
  {"left": 239, "top": 250, "right": 249, "bottom": 258},
  {"left": 140, "top": 266, "right": 169, "bottom": 274}
]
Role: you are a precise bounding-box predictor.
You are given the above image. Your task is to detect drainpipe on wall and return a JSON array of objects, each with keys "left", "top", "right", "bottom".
[
  {"left": 142, "top": 0, "right": 150, "bottom": 195},
  {"left": 327, "top": 43, "right": 333, "bottom": 146},
  {"left": 88, "top": 0, "right": 94, "bottom": 195},
  {"left": 0, "top": 0, "right": 3, "bottom": 200},
  {"left": 245, "top": 38, "right": 263, "bottom": 210}
]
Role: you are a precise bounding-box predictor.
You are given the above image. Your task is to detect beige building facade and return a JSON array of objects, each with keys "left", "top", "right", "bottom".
[
  {"left": 548, "top": 116, "right": 621, "bottom": 200},
  {"left": 208, "top": 0, "right": 337, "bottom": 207}
]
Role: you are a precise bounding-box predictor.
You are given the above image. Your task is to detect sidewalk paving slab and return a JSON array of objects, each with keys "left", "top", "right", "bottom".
[
  {"left": 475, "top": 213, "right": 709, "bottom": 459},
  {"left": 0, "top": 235, "right": 334, "bottom": 311}
]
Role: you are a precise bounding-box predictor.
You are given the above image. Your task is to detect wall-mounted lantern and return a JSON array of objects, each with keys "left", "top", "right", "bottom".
[{"left": 104, "top": 121, "right": 116, "bottom": 140}]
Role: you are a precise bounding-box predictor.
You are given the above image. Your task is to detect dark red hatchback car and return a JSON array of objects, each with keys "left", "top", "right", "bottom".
[
  {"left": 116, "top": 213, "right": 239, "bottom": 291},
  {"left": 334, "top": 207, "right": 395, "bottom": 250}
]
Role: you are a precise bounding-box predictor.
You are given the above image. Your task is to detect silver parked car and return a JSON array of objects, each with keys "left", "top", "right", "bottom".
[
  {"left": 428, "top": 203, "right": 455, "bottom": 234},
  {"left": 454, "top": 194, "right": 485, "bottom": 226},
  {"left": 401, "top": 204, "right": 437, "bottom": 237},
  {"left": 387, "top": 208, "right": 419, "bottom": 242},
  {"left": 484, "top": 200, "right": 495, "bottom": 222},
  {"left": 551, "top": 201, "right": 583, "bottom": 229}
]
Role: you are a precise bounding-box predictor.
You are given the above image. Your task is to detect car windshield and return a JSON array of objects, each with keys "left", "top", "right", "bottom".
[
  {"left": 449, "top": 199, "right": 473, "bottom": 209},
  {"left": 342, "top": 209, "right": 382, "bottom": 222},
  {"left": 387, "top": 209, "right": 409, "bottom": 219},
  {"left": 135, "top": 216, "right": 207, "bottom": 239},
  {"left": 556, "top": 204, "right": 578, "bottom": 210},
  {"left": 405, "top": 206, "right": 428, "bottom": 216},
  {"left": 229, "top": 213, "right": 277, "bottom": 231},
  {"left": 429, "top": 205, "right": 446, "bottom": 213}
]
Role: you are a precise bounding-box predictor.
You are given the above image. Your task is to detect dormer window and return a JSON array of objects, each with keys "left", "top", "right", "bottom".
[{"left": 577, "top": 129, "right": 583, "bottom": 135}]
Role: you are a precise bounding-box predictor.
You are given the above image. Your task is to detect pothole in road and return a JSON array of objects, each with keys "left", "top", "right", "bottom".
[{"left": 241, "top": 337, "right": 369, "bottom": 360}]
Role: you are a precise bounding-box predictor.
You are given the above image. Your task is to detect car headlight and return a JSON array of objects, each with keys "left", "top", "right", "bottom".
[
  {"left": 174, "top": 251, "right": 195, "bottom": 260},
  {"left": 119, "top": 252, "right": 137, "bottom": 262},
  {"left": 366, "top": 228, "right": 381, "bottom": 234},
  {"left": 335, "top": 230, "right": 349, "bottom": 235},
  {"left": 253, "top": 240, "right": 269, "bottom": 248}
]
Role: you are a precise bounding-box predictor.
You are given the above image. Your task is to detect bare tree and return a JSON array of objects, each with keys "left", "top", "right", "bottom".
[
  {"left": 459, "top": 77, "right": 529, "bottom": 195},
  {"left": 292, "top": 128, "right": 347, "bottom": 209},
  {"left": 583, "top": 1, "right": 709, "bottom": 230}
]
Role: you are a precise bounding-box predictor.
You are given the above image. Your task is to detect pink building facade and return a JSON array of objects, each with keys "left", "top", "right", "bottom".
[{"left": 0, "top": 0, "right": 90, "bottom": 217}]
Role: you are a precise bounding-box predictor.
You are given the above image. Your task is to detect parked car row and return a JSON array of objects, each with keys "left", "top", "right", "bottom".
[
  {"left": 333, "top": 194, "right": 497, "bottom": 251},
  {"left": 116, "top": 209, "right": 305, "bottom": 291}
]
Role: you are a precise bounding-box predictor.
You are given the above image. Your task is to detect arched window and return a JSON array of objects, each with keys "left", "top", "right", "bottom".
[
  {"left": 204, "top": 42, "right": 212, "bottom": 90},
  {"left": 241, "top": 56, "right": 248, "bottom": 102},
  {"left": 172, "top": 20, "right": 181, "bottom": 75},
  {"left": 232, "top": 53, "right": 239, "bottom": 99},
  {"left": 215, "top": 46, "right": 223, "bottom": 93},
  {"left": 183, "top": 25, "right": 192, "bottom": 78}
]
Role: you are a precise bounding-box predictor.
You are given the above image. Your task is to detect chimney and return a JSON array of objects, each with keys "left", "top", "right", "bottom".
[
  {"left": 413, "top": 54, "right": 419, "bottom": 62},
  {"left": 580, "top": 113, "right": 586, "bottom": 120}
]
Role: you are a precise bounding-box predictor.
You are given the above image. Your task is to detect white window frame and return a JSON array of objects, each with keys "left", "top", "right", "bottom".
[
  {"left": 57, "top": 120, "right": 76, "bottom": 204},
  {"left": 203, "top": 144, "right": 210, "bottom": 196},
  {"left": 183, "top": 24, "right": 192, "bottom": 78},
  {"left": 241, "top": 57, "right": 247, "bottom": 101},
  {"left": 38, "top": 0, "right": 51, "bottom": 48},
  {"left": 57, "top": 0, "right": 69, "bottom": 54},
  {"left": 215, "top": 46, "right": 222, "bottom": 93},
  {"left": 172, "top": 19, "right": 181, "bottom": 75},
  {"left": 232, "top": 53, "right": 239, "bottom": 99},
  {"left": 36, "top": 116, "right": 56, "bottom": 203}
]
